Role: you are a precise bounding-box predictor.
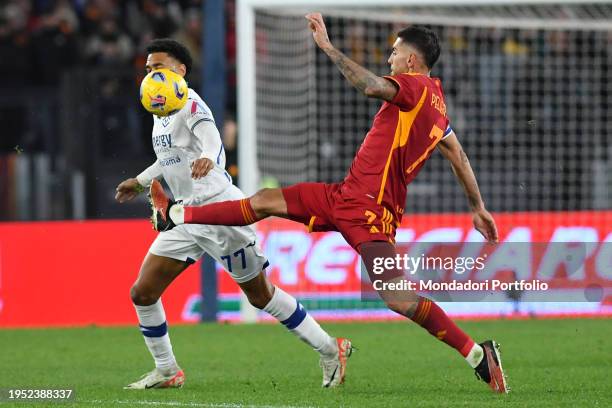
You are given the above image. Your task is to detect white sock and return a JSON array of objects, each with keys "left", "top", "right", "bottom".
[
  {"left": 465, "top": 343, "right": 484, "bottom": 368},
  {"left": 169, "top": 204, "right": 185, "bottom": 224},
  {"left": 134, "top": 299, "right": 179, "bottom": 375},
  {"left": 263, "top": 286, "right": 337, "bottom": 359}
]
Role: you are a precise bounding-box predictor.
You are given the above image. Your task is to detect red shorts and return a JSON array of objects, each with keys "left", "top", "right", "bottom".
[{"left": 281, "top": 182, "right": 398, "bottom": 252}]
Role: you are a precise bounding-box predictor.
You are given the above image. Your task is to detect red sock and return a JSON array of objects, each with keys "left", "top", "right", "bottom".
[
  {"left": 184, "top": 198, "right": 258, "bottom": 226},
  {"left": 412, "top": 297, "right": 475, "bottom": 357}
]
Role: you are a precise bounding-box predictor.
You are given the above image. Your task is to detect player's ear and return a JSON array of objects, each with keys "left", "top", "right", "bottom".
[
  {"left": 406, "top": 53, "right": 415, "bottom": 69},
  {"left": 176, "top": 64, "right": 187, "bottom": 77}
]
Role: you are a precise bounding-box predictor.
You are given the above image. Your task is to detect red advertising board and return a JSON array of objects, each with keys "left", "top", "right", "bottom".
[
  {"left": 1, "top": 212, "right": 611, "bottom": 327},
  {"left": 0, "top": 221, "right": 200, "bottom": 327},
  {"left": 228, "top": 212, "right": 612, "bottom": 295}
]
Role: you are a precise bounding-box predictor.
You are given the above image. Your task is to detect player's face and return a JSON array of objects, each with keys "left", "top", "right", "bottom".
[
  {"left": 145, "top": 52, "right": 187, "bottom": 77},
  {"left": 388, "top": 38, "right": 417, "bottom": 75}
]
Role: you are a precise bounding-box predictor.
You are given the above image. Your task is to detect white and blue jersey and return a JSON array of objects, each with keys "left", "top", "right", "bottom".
[
  {"left": 138, "top": 88, "right": 268, "bottom": 283},
  {"left": 140, "top": 88, "right": 232, "bottom": 204}
]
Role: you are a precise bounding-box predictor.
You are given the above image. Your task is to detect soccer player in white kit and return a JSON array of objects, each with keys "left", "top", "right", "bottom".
[{"left": 115, "top": 39, "right": 352, "bottom": 389}]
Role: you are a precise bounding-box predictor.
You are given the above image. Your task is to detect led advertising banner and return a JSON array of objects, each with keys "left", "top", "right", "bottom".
[{"left": 1, "top": 212, "right": 610, "bottom": 327}]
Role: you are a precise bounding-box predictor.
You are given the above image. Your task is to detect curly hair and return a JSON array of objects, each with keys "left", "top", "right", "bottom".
[{"left": 146, "top": 38, "right": 193, "bottom": 75}]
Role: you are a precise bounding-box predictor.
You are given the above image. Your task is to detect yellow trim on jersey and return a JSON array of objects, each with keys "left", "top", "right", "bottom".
[
  {"left": 384, "top": 208, "right": 392, "bottom": 223},
  {"left": 308, "top": 216, "right": 317, "bottom": 233},
  {"left": 241, "top": 199, "right": 254, "bottom": 224},
  {"left": 239, "top": 199, "right": 250, "bottom": 224},
  {"left": 376, "top": 87, "right": 428, "bottom": 204},
  {"left": 381, "top": 208, "right": 388, "bottom": 233},
  {"left": 414, "top": 299, "right": 432, "bottom": 324},
  {"left": 406, "top": 124, "right": 445, "bottom": 175}
]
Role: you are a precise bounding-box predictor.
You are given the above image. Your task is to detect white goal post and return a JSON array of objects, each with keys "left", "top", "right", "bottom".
[{"left": 237, "top": 0, "right": 612, "bottom": 196}]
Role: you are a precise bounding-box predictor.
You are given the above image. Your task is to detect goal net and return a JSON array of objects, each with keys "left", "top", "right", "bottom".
[{"left": 234, "top": 0, "right": 612, "bottom": 321}]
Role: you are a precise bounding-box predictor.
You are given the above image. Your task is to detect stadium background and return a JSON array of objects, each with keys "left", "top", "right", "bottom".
[{"left": 0, "top": 0, "right": 611, "bottom": 327}]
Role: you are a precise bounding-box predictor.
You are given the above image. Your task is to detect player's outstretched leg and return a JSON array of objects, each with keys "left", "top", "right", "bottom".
[
  {"left": 149, "top": 180, "right": 286, "bottom": 231},
  {"left": 125, "top": 254, "right": 188, "bottom": 389},
  {"left": 360, "top": 241, "right": 508, "bottom": 393},
  {"left": 239, "top": 272, "right": 353, "bottom": 388}
]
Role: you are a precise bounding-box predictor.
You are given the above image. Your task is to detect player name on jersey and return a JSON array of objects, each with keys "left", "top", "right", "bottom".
[{"left": 431, "top": 93, "right": 447, "bottom": 116}]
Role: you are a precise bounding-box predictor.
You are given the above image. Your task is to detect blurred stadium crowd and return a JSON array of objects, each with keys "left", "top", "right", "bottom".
[
  {"left": 0, "top": 0, "right": 238, "bottom": 154},
  {"left": 0, "top": 1, "right": 610, "bottom": 220},
  {"left": 0, "top": 0, "right": 240, "bottom": 220}
]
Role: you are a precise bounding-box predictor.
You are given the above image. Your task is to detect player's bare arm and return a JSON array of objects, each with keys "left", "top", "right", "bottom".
[
  {"left": 437, "top": 132, "right": 499, "bottom": 243},
  {"left": 437, "top": 133, "right": 483, "bottom": 211},
  {"left": 305, "top": 13, "right": 397, "bottom": 101}
]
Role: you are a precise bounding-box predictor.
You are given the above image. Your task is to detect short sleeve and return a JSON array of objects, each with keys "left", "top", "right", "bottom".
[
  {"left": 185, "top": 99, "right": 215, "bottom": 133},
  {"left": 382, "top": 74, "right": 425, "bottom": 111},
  {"left": 442, "top": 123, "right": 453, "bottom": 140}
]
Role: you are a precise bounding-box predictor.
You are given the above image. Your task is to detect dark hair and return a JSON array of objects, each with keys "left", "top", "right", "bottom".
[
  {"left": 146, "top": 38, "right": 193, "bottom": 75},
  {"left": 397, "top": 26, "right": 441, "bottom": 69}
]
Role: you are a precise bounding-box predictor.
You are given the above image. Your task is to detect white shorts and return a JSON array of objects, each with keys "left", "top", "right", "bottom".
[{"left": 149, "top": 185, "right": 268, "bottom": 284}]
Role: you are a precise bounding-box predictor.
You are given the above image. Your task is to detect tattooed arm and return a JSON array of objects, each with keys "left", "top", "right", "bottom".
[
  {"left": 438, "top": 131, "right": 499, "bottom": 243},
  {"left": 305, "top": 13, "right": 397, "bottom": 101}
]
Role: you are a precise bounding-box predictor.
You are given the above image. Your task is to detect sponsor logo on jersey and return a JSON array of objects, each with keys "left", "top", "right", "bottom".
[
  {"left": 160, "top": 156, "right": 182, "bottom": 166},
  {"left": 153, "top": 134, "right": 172, "bottom": 149},
  {"left": 190, "top": 100, "right": 210, "bottom": 119}
]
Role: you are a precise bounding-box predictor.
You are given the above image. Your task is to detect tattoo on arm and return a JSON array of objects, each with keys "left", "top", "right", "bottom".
[
  {"left": 455, "top": 149, "right": 484, "bottom": 211},
  {"left": 439, "top": 137, "right": 485, "bottom": 211},
  {"left": 326, "top": 47, "right": 395, "bottom": 99}
]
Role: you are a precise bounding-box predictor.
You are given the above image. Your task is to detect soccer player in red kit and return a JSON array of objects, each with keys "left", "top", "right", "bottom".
[{"left": 150, "top": 13, "right": 508, "bottom": 393}]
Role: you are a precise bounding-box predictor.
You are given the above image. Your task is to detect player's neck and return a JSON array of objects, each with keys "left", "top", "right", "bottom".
[{"left": 406, "top": 68, "right": 430, "bottom": 76}]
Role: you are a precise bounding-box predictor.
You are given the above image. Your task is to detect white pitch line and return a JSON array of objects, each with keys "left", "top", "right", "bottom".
[{"left": 81, "top": 399, "right": 315, "bottom": 408}]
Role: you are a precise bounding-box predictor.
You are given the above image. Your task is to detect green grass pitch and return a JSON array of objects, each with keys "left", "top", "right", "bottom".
[{"left": 1, "top": 319, "right": 610, "bottom": 407}]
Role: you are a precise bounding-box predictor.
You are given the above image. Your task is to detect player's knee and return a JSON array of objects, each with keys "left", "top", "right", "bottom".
[
  {"left": 250, "top": 187, "right": 287, "bottom": 219},
  {"left": 385, "top": 300, "right": 416, "bottom": 317},
  {"left": 130, "top": 284, "right": 159, "bottom": 306},
  {"left": 246, "top": 291, "right": 273, "bottom": 309}
]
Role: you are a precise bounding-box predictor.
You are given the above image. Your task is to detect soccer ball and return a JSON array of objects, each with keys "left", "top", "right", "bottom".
[{"left": 140, "top": 68, "right": 188, "bottom": 116}]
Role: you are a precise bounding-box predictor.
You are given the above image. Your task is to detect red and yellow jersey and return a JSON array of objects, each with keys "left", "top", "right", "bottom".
[{"left": 342, "top": 73, "right": 451, "bottom": 223}]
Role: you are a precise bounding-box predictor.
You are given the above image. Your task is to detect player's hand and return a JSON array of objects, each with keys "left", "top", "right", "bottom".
[
  {"left": 472, "top": 208, "right": 499, "bottom": 243},
  {"left": 191, "top": 158, "right": 214, "bottom": 179},
  {"left": 305, "top": 13, "right": 332, "bottom": 51},
  {"left": 115, "top": 178, "right": 145, "bottom": 203}
]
